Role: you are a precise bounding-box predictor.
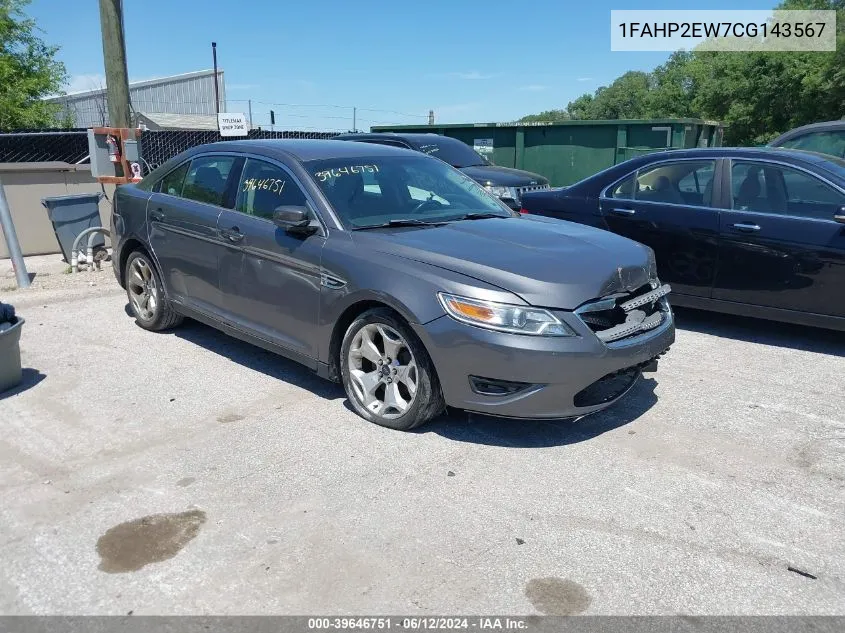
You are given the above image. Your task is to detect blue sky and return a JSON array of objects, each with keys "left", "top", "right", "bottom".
[{"left": 30, "top": 0, "right": 778, "bottom": 131}]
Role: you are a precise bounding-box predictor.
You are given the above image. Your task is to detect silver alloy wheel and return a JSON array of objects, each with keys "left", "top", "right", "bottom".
[
  {"left": 127, "top": 256, "right": 158, "bottom": 322},
  {"left": 347, "top": 323, "right": 418, "bottom": 419}
]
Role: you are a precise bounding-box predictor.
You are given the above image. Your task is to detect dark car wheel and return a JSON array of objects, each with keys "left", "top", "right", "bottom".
[
  {"left": 124, "top": 250, "right": 183, "bottom": 331},
  {"left": 340, "top": 308, "right": 445, "bottom": 431}
]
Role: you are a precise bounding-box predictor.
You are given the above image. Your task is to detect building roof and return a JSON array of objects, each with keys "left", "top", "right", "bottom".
[
  {"left": 45, "top": 70, "right": 223, "bottom": 102},
  {"left": 137, "top": 111, "right": 220, "bottom": 131}
]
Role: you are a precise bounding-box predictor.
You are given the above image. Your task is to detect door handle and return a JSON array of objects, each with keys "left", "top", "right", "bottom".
[
  {"left": 731, "top": 222, "right": 761, "bottom": 232},
  {"left": 610, "top": 208, "right": 636, "bottom": 216},
  {"left": 150, "top": 209, "right": 165, "bottom": 222},
  {"left": 219, "top": 226, "right": 244, "bottom": 242}
]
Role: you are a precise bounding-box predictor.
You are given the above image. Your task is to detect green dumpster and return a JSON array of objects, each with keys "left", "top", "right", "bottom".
[{"left": 372, "top": 119, "right": 724, "bottom": 186}]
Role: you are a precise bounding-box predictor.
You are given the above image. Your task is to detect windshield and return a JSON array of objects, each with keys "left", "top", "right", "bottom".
[
  {"left": 308, "top": 155, "right": 513, "bottom": 229},
  {"left": 412, "top": 139, "right": 488, "bottom": 168}
]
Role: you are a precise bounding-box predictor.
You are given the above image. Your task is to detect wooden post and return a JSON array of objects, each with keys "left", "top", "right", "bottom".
[{"left": 98, "top": 0, "right": 131, "bottom": 128}]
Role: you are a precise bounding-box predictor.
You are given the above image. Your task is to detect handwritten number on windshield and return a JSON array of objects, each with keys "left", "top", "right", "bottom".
[{"left": 315, "top": 165, "right": 379, "bottom": 181}]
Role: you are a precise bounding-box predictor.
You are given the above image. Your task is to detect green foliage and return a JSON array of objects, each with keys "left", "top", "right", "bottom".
[
  {"left": 520, "top": 109, "right": 569, "bottom": 123},
  {"left": 520, "top": 0, "right": 844, "bottom": 145},
  {"left": 0, "top": 0, "right": 67, "bottom": 130}
]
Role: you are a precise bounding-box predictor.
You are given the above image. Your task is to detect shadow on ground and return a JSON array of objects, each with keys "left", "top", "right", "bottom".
[
  {"left": 133, "top": 305, "right": 662, "bottom": 443},
  {"left": 164, "top": 316, "right": 344, "bottom": 401},
  {"left": 673, "top": 307, "right": 845, "bottom": 357},
  {"left": 0, "top": 368, "right": 46, "bottom": 399},
  {"left": 422, "top": 377, "right": 658, "bottom": 448}
]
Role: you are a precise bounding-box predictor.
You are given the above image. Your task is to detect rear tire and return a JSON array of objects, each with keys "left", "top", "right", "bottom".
[
  {"left": 340, "top": 308, "right": 444, "bottom": 431},
  {"left": 124, "top": 250, "right": 183, "bottom": 331}
]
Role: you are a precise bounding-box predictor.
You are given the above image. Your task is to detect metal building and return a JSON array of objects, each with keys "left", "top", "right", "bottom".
[{"left": 45, "top": 69, "right": 226, "bottom": 128}]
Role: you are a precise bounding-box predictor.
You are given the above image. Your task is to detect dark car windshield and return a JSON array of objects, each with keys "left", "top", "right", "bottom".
[
  {"left": 307, "top": 155, "right": 512, "bottom": 229},
  {"left": 411, "top": 139, "right": 488, "bottom": 168}
]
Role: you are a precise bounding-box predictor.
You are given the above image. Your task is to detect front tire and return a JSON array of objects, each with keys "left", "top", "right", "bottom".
[
  {"left": 124, "top": 250, "right": 183, "bottom": 331},
  {"left": 340, "top": 308, "right": 444, "bottom": 431}
]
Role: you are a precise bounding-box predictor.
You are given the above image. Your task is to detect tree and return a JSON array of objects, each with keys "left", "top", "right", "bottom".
[
  {"left": 646, "top": 51, "right": 697, "bottom": 118},
  {"left": 0, "top": 0, "right": 67, "bottom": 130},
  {"left": 579, "top": 71, "right": 651, "bottom": 119},
  {"left": 519, "top": 109, "right": 569, "bottom": 123},
  {"left": 518, "top": 0, "right": 844, "bottom": 146},
  {"left": 565, "top": 93, "right": 595, "bottom": 120}
]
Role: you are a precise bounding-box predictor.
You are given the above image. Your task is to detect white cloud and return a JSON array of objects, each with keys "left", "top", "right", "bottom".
[
  {"left": 576, "top": 77, "right": 594, "bottom": 82},
  {"left": 519, "top": 84, "right": 548, "bottom": 92}
]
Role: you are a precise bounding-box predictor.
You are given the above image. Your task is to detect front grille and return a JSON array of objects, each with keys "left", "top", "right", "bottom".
[
  {"left": 515, "top": 184, "right": 550, "bottom": 199},
  {"left": 577, "top": 282, "right": 671, "bottom": 344},
  {"left": 573, "top": 368, "right": 639, "bottom": 407}
]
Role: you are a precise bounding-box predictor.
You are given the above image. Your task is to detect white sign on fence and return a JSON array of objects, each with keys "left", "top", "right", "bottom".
[
  {"left": 473, "top": 138, "right": 494, "bottom": 157},
  {"left": 218, "top": 113, "right": 249, "bottom": 137}
]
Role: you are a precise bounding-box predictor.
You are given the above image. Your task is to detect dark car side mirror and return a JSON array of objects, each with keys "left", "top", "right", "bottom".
[
  {"left": 272, "top": 205, "right": 316, "bottom": 234},
  {"left": 834, "top": 206, "right": 845, "bottom": 224}
]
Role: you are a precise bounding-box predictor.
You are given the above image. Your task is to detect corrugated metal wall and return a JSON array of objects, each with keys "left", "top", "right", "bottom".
[{"left": 48, "top": 70, "right": 226, "bottom": 128}]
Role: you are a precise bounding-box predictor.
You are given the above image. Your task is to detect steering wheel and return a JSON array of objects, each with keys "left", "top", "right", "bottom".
[{"left": 409, "top": 198, "right": 443, "bottom": 214}]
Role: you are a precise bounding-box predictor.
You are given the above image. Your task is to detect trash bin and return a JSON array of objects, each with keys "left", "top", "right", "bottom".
[
  {"left": 41, "top": 192, "right": 106, "bottom": 262},
  {"left": 0, "top": 316, "right": 24, "bottom": 393}
]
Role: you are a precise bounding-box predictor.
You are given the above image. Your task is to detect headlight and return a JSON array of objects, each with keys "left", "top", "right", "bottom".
[
  {"left": 485, "top": 185, "right": 518, "bottom": 200},
  {"left": 646, "top": 247, "right": 658, "bottom": 281},
  {"left": 438, "top": 293, "right": 576, "bottom": 336}
]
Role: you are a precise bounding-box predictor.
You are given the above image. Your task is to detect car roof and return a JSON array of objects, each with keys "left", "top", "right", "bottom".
[
  {"left": 189, "top": 138, "right": 419, "bottom": 162},
  {"left": 770, "top": 120, "right": 845, "bottom": 145},
  {"left": 336, "top": 132, "right": 461, "bottom": 146},
  {"left": 621, "top": 146, "right": 845, "bottom": 172}
]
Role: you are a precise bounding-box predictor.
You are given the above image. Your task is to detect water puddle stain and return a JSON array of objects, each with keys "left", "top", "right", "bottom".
[
  {"left": 525, "top": 577, "right": 592, "bottom": 615},
  {"left": 176, "top": 477, "right": 196, "bottom": 487},
  {"left": 96, "top": 510, "right": 206, "bottom": 573},
  {"left": 217, "top": 413, "right": 245, "bottom": 424}
]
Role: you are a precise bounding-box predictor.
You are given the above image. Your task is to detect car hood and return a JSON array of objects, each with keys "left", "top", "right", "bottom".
[
  {"left": 460, "top": 165, "right": 549, "bottom": 187},
  {"left": 351, "top": 215, "right": 654, "bottom": 309}
]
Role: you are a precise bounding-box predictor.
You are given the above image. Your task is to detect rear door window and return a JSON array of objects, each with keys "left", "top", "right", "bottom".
[
  {"left": 777, "top": 130, "right": 845, "bottom": 158},
  {"left": 731, "top": 160, "right": 845, "bottom": 219}
]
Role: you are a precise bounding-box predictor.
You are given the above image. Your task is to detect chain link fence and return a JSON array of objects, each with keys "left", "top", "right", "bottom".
[
  {"left": 0, "top": 128, "right": 340, "bottom": 171},
  {"left": 138, "top": 129, "right": 340, "bottom": 172},
  {"left": 0, "top": 130, "right": 89, "bottom": 163}
]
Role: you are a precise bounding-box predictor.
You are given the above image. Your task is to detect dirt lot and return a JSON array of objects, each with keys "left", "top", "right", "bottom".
[{"left": 1, "top": 258, "right": 843, "bottom": 615}]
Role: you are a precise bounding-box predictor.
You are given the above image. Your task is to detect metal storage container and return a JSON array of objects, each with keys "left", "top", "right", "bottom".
[
  {"left": 0, "top": 317, "right": 24, "bottom": 393},
  {"left": 372, "top": 119, "right": 724, "bottom": 186},
  {"left": 41, "top": 192, "right": 105, "bottom": 262}
]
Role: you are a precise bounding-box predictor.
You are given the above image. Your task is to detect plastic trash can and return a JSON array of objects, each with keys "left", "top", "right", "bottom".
[
  {"left": 41, "top": 192, "right": 105, "bottom": 262},
  {"left": 0, "top": 317, "right": 24, "bottom": 393}
]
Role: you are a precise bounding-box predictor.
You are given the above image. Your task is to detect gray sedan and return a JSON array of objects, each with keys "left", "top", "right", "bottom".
[{"left": 112, "top": 140, "right": 674, "bottom": 430}]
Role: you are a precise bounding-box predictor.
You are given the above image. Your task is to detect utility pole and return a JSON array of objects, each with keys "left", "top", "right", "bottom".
[
  {"left": 0, "top": 179, "right": 30, "bottom": 289},
  {"left": 248, "top": 99, "right": 253, "bottom": 130},
  {"left": 352, "top": 107, "right": 357, "bottom": 132},
  {"left": 98, "top": 0, "right": 131, "bottom": 127},
  {"left": 212, "top": 42, "right": 220, "bottom": 114},
  {"left": 428, "top": 109, "right": 435, "bottom": 125}
]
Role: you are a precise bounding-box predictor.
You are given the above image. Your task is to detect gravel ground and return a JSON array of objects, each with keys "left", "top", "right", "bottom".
[{"left": 0, "top": 255, "right": 843, "bottom": 615}]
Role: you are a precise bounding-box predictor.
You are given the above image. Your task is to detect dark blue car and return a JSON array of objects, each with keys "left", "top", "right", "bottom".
[{"left": 520, "top": 148, "right": 845, "bottom": 331}]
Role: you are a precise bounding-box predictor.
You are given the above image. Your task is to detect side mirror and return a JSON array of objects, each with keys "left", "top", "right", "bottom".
[
  {"left": 835, "top": 206, "right": 845, "bottom": 224},
  {"left": 272, "top": 205, "right": 312, "bottom": 232}
]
